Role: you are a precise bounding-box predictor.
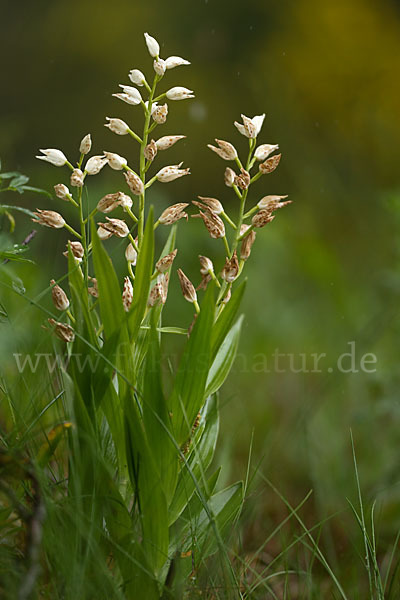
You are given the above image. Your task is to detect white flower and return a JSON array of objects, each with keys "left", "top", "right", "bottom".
[
  {"left": 103, "top": 151, "right": 127, "bottom": 171},
  {"left": 156, "top": 164, "right": 190, "bottom": 182},
  {"left": 165, "top": 56, "right": 190, "bottom": 69},
  {"left": 129, "top": 69, "right": 146, "bottom": 86},
  {"left": 85, "top": 155, "right": 108, "bottom": 175},
  {"left": 153, "top": 58, "right": 166, "bottom": 76},
  {"left": 166, "top": 86, "right": 195, "bottom": 101},
  {"left": 79, "top": 134, "right": 92, "bottom": 155},
  {"left": 125, "top": 242, "right": 137, "bottom": 265},
  {"left": 54, "top": 184, "right": 70, "bottom": 200},
  {"left": 70, "top": 168, "right": 84, "bottom": 187},
  {"left": 207, "top": 139, "right": 237, "bottom": 161},
  {"left": 144, "top": 32, "right": 160, "bottom": 58},
  {"left": 97, "top": 226, "right": 113, "bottom": 240},
  {"left": 118, "top": 85, "right": 142, "bottom": 104},
  {"left": 254, "top": 143, "right": 279, "bottom": 161},
  {"left": 105, "top": 117, "right": 130, "bottom": 135},
  {"left": 156, "top": 135, "right": 186, "bottom": 150},
  {"left": 36, "top": 148, "right": 67, "bottom": 167},
  {"left": 234, "top": 114, "right": 266, "bottom": 139}
]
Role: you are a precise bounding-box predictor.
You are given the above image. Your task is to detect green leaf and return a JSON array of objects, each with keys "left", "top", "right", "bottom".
[
  {"left": 169, "top": 395, "right": 219, "bottom": 525},
  {"left": 206, "top": 315, "right": 243, "bottom": 397},
  {"left": 169, "top": 285, "right": 215, "bottom": 446},
  {"left": 129, "top": 207, "right": 154, "bottom": 341},
  {"left": 10, "top": 174, "right": 29, "bottom": 188},
  {"left": 0, "top": 204, "right": 37, "bottom": 218},
  {"left": 211, "top": 279, "right": 246, "bottom": 361}
]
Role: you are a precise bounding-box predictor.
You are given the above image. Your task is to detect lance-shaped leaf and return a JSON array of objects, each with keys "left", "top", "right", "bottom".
[{"left": 206, "top": 315, "right": 243, "bottom": 397}]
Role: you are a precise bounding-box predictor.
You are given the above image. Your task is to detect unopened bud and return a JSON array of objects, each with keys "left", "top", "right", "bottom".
[
  {"left": 144, "top": 139, "right": 157, "bottom": 161},
  {"left": 224, "top": 167, "right": 236, "bottom": 187},
  {"left": 222, "top": 288, "right": 231, "bottom": 304},
  {"left": 177, "top": 269, "right": 197, "bottom": 303},
  {"left": 159, "top": 203, "right": 189, "bottom": 225},
  {"left": 50, "top": 279, "right": 70, "bottom": 311},
  {"left": 156, "top": 249, "right": 177, "bottom": 273},
  {"left": 79, "top": 133, "right": 92, "bottom": 155},
  {"left": 153, "top": 58, "right": 166, "bottom": 76},
  {"left": 105, "top": 117, "right": 130, "bottom": 135},
  {"left": 103, "top": 151, "right": 127, "bottom": 171},
  {"left": 165, "top": 56, "right": 190, "bottom": 69},
  {"left": 234, "top": 168, "right": 251, "bottom": 190},
  {"left": 32, "top": 209, "right": 65, "bottom": 229},
  {"left": 88, "top": 277, "right": 99, "bottom": 298},
  {"left": 129, "top": 69, "right": 146, "bottom": 86},
  {"left": 196, "top": 209, "right": 225, "bottom": 239},
  {"left": 97, "top": 226, "right": 113, "bottom": 240},
  {"left": 240, "top": 224, "right": 256, "bottom": 261},
  {"left": 125, "top": 242, "right": 138, "bottom": 265},
  {"left": 166, "top": 87, "right": 195, "bottom": 101},
  {"left": 156, "top": 164, "right": 190, "bottom": 183},
  {"left": 98, "top": 217, "right": 130, "bottom": 238},
  {"left": 254, "top": 144, "right": 279, "bottom": 161},
  {"left": 257, "top": 195, "right": 290, "bottom": 211},
  {"left": 63, "top": 241, "right": 84, "bottom": 262},
  {"left": 259, "top": 153, "right": 281, "bottom": 175},
  {"left": 97, "top": 191, "right": 125, "bottom": 213},
  {"left": 144, "top": 32, "right": 160, "bottom": 58},
  {"left": 198, "top": 255, "right": 214, "bottom": 275},
  {"left": 251, "top": 210, "right": 276, "bottom": 228},
  {"left": 221, "top": 251, "right": 239, "bottom": 283},
  {"left": 152, "top": 103, "right": 168, "bottom": 124},
  {"left": 207, "top": 139, "right": 237, "bottom": 161},
  {"left": 156, "top": 135, "right": 186, "bottom": 150},
  {"left": 48, "top": 318, "right": 75, "bottom": 342},
  {"left": 54, "top": 183, "right": 70, "bottom": 200},
  {"left": 36, "top": 148, "right": 68, "bottom": 167},
  {"left": 195, "top": 196, "right": 223, "bottom": 214},
  {"left": 124, "top": 171, "right": 144, "bottom": 196},
  {"left": 85, "top": 155, "right": 108, "bottom": 175},
  {"left": 70, "top": 168, "right": 84, "bottom": 187},
  {"left": 122, "top": 276, "right": 133, "bottom": 312}
]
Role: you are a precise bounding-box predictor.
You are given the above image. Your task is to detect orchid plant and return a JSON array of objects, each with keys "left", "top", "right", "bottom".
[{"left": 3, "top": 32, "right": 290, "bottom": 599}]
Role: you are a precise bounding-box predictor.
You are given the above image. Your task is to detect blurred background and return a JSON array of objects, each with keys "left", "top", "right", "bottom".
[{"left": 1, "top": 0, "right": 400, "bottom": 591}]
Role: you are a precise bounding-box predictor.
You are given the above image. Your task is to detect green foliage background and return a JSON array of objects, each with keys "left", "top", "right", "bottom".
[{"left": 1, "top": 0, "right": 400, "bottom": 592}]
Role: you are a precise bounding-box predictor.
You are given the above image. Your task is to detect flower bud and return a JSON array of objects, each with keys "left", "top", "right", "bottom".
[
  {"left": 103, "top": 151, "right": 127, "bottom": 171},
  {"left": 254, "top": 144, "right": 279, "bottom": 161},
  {"left": 36, "top": 148, "right": 68, "bottom": 167},
  {"left": 207, "top": 139, "right": 237, "bottom": 161},
  {"left": 251, "top": 210, "right": 276, "bottom": 228},
  {"left": 156, "top": 249, "right": 177, "bottom": 273},
  {"left": 222, "top": 288, "right": 231, "bottom": 304},
  {"left": 148, "top": 278, "right": 163, "bottom": 307},
  {"left": 144, "top": 139, "right": 157, "bottom": 161},
  {"left": 234, "top": 114, "right": 265, "bottom": 139},
  {"left": 257, "top": 195, "right": 290, "bottom": 211},
  {"left": 113, "top": 87, "right": 142, "bottom": 105},
  {"left": 122, "top": 276, "right": 133, "bottom": 312},
  {"left": 240, "top": 224, "right": 256, "bottom": 261},
  {"left": 105, "top": 117, "right": 130, "bottom": 135},
  {"left": 199, "top": 255, "right": 214, "bottom": 275},
  {"left": 144, "top": 32, "right": 160, "bottom": 58},
  {"left": 48, "top": 318, "right": 75, "bottom": 342},
  {"left": 156, "top": 164, "right": 190, "bottom": 182},
  {"left": 196, "top": 209, "right": 225, "bottom": 239},
  {"left": 234, "top": 168, "right": 251, "bottom": 190},
  {"left": 155, "top": 135, "right": 186, "bottom": 150},
  {"left": 159, "top": 203, "right": 189, "bottom": 225},
  {"left": 165, "top": 56, "right": 190, "bottom": 69},
  {"left": 85, "top": 155, "right": 108, "bottom": 175},
  {"left": 88, "top": 277, "right": 99, "bottom": 298},
  {"left": 54, "top": 183, "right": 70, "bottom": 200},
  {"left": 125, "top": 242, "right": 138, "bottom": 265},
  {"left": 152, "top": 103, "right": 168, "bottom": 124},
  {"left": 221, "top": 251, "right": 239, "bottom": 283},
  {"left": 177, "top": 269, "right": 197, "bottom": 303},
  {"left": 63, "top": 241, "right": 84, "bottom": 262},
  {"left": 124, "top": 171, "right": 144, "bottom": 196},
  {"left": 153, "top": 58, "right": 166, "bottom": 76},
  {"left": 97, "top": 191, "right": 125, "bottom": 213},
  {"left": 195, "top": 196, "right": 223, "bottom": 214},
  {"left": 32, "top": 209, "right": 65, "bottom": 229},
  {"left": 79, "top": 133, "right": 92, "bottom": 155},
  {"left": 50, "top": 279, "right": 70, "bottom": 311},
  {"left": 224, "top": 167, "right": 236, "bottom": 187},
  {"left": 259, "top": 153, "right": 281, "bottom": 174},
  {"left": 166, "top": 86, "right": 195, "bottom": 100},
  {"left": 70, "top": 168, "right": 84, "bottom": 187},
  {"left": 119, "top": 193, "right": 133, "bottom": 210},
  {"left": 129, "top": 69, "right": 146, "bottom": 86},
  {"left": 97, "top": 226, "right": 113, "bottom": 240},
  {"left": 98, "top": 217, "right": 130, "bottom": 238}
]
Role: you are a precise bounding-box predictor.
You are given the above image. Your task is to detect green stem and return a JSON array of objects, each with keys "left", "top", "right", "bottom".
[
  {"left": 125, "top": 206, "right": 138, "bottom": 223},
  {"left": 78, "top": 186, "right": 89, "bottom": 285},
  {"left": 243, "top": 206, "right": 258, "bottom": 220},
  {"left": 221, "top": 211, "right": 237, "bottom": 230},
  {"left": 237, "top": 224, "right": 255, "bottom": 241},
  {"left": 63, "top": 223, "right": 82, "bottom": 240},
  {"left": 127, "top": 129, "right": 143, "bottom": 144},
  {"left": 222, "top": 235, "right": 230, "bottom": 257},
  {"left": 128, "top": 234, "right": 139, "bottom": 252},
  {"left": 193, "top": 300, "right": 200, "bottom": 314}
]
